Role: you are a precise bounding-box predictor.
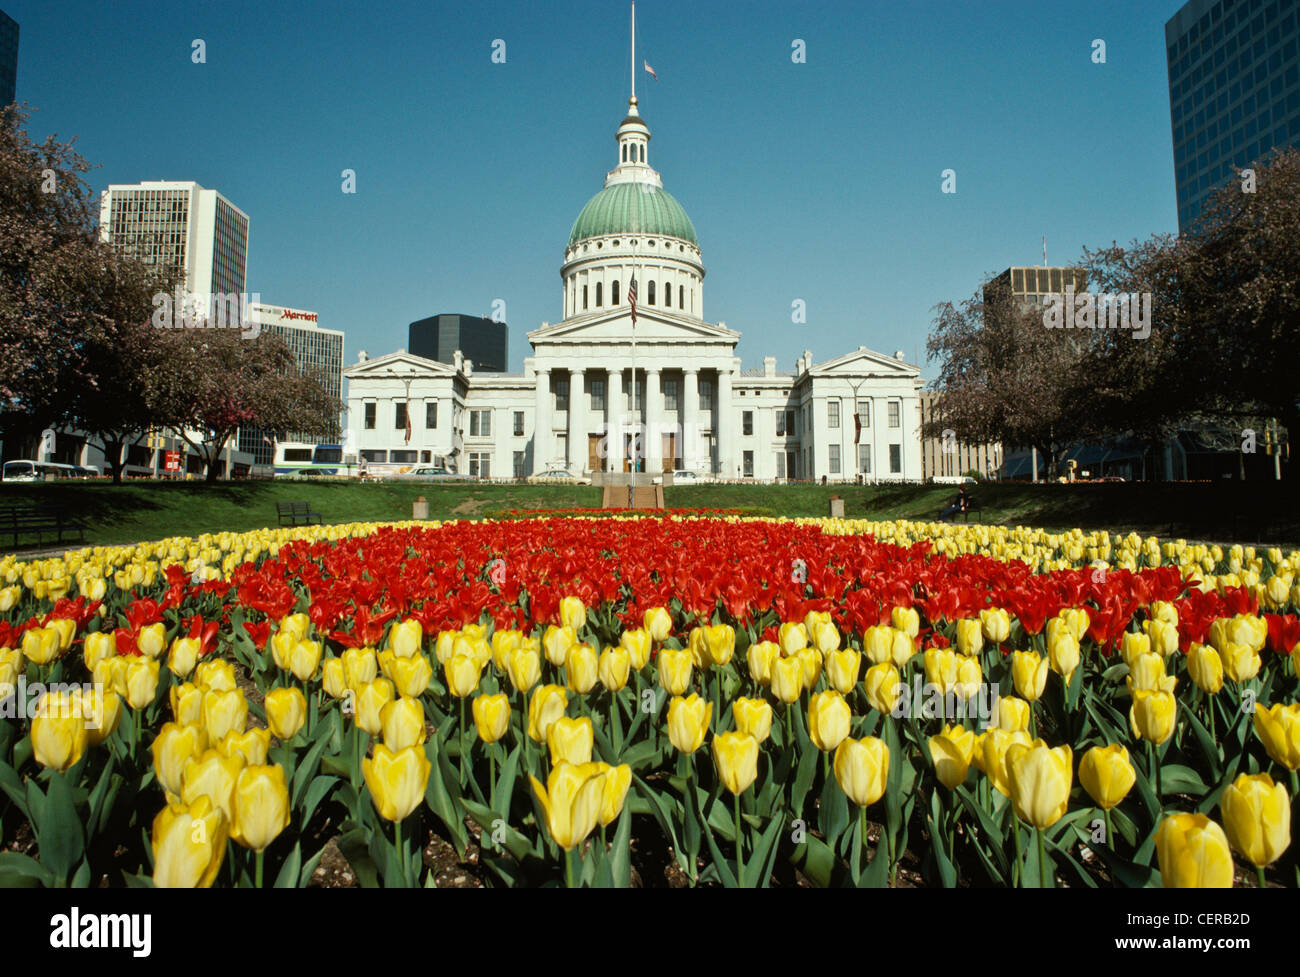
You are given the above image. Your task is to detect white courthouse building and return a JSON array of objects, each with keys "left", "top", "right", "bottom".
[{"left": 345, "top": 94, "right": 923, "bottom": 482}]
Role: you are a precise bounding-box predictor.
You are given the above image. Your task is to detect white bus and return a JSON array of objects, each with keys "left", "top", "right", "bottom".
[{"left": 272, "top": 442, "right": 352, "bottom": 478}]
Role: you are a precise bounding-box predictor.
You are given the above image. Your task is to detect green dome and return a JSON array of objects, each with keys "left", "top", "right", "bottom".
[{"left": 568, "top": 183, "right": 698, "bottom": 247}]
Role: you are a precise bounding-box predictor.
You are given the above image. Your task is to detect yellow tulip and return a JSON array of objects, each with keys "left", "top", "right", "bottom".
[
  {"left": 807, "top": 690, "right": 851, "bottom": 752},
  {"left": 181, "top": 748, "right": 243, "bottom": 821},
  {"left": 341, "top": 647, "right": 378, "bottom": 690},
  {"left": 924, "top": 647, "right": 959, "bottom": 697},
  {"left": 83, "top": 631, "right": 117, "bottom": 671},
  {"left": 834, "top": 737, "right": 889, "bottom": 807},
  {"left": 746, "top": 640, "right": 779, "bottom": 685},
  {"left": 21, "top": 626, "right": 60, "bottom": 665},
  {"left": 1006, "top": 739, "right": 1072, "bottom": 829},
  {"left": 217, "top": 727, "right": 270, "bottom": 767},
  {"left": 657, "top": 647, "right": 693, "bottom": 697},
  {"left": 31, "top": 692, "right": 88, "bottom": 772},
  {"left": 797, "top": 647, "right": 822, "bottom": 691},
  {"left": 194, "top": 658, "right": 236, "bottom": 692},
  {"left": 929, "top": 724, "right": 977, "bottom": 789},
  {"left": 434, "top": 630, "right": 458, "bottom": 665},
  {"left": 167, "top": 636, "right": 200, "bottom": 679},
  {"left": 1059, "top": 607, "right": 1090, "bottom": 642},
  {"left": 1187, "top": 644, "right": 1224, "bottom": 694},
  {"left": 136, "top": 623, "right": 167, "bottom": 659},
  {"left": 152, "top": 721, "right": 210, "bottom": 796},
  {"left": 278, "top": 613, "right": 310, "bottom": 641},
  {"left": 353, "top": 678, "right": 395, "bottom": 736},
  {"left": 1010, "top": 650, "right": 1048, "bottom": 703},
  {"left": 1253, "top": 703, "right": 1300, "bottom": 771},
  {"left": 230, "top": 764, "right": 291, "bottom": 851},
  {"left": 643, "top": 607, "right": 672, "bottom": 643},
  {"left": 619, "top": 629, "right": 652, "bottom": 670},
  {"left": 862, "top": 625, "right": 895, "bottom": 665},
  {"left": 380, "top": 651, "right": 433, "bottom": 698},
  {"left": 170, "top": 681, "right": 204, "bottom": 725},
  {"left": 978, "top": 728, "right": 1032, "bottom": 796},
  {"left": 598, "top": 763, "right": 632, "bottom": 826},
  {"left": 80, "top": 689, "right": 122, "bottom": 747},
  {"left": 264, "top": 687, "right": 306, "bottom": 742},
  {"left": 1119, "top": 631, "right": 1151, "bottom": 668},
  {"left": 1078, "top": 744, "right": 1136, "bottom": 810},
  {"left": 506, "top": 645, "right": 542, "bottom": 695},
  {"left": 1155, "top": 813, "right": 1233, "bottom": 888},
  {"left": 125, "top": 657, "right": 160, "bottom": 710},
  {"left": 863, "top": 662, "right": 901, "bottom": 715},
  {"left": 1143, "top": 619, "right": 1180, "bottom": 657},
  {"left": 979, "top": 607, "right": 1011, "bottom": 644},
  {"left": 667, "top": 693, "right": 712, "bottom": 754},
  {"left": 702, "top": 624, "right": 736, "bottom": 666},
  {"left": 1220, "top": 642, "right": 1261, "bottom": 683},
  {"left": 778, "top": 622, "right": 808, "bottom": 656},
  {"left": 530, "top": 761, "right": 606, "bottom": 850},
  {"left": 490, "top": 629, "right": 523, "bottom": 671},
  {"left": 891, "top": 606, "right": 919, "bottom": 639},
  {"left": 1220, "top": 773, "right": 1291, "bottom": 867},
  {"left": 712, "top": 732, "right": 759, "bottom": 795},
  {"left": 560, "top": 596, "right": 587, "bottom": 632},
  {"left": 152, "top": 795, "right": 227, "bottom": 888},
  {"left": 1127, "top": 652, "right": 1176, "bottom": 694},
  {"left": 732, "top": 696, "right": 772, "bottom": 744},
  {"left": 364, "top": 744, "right": 431, "bottom": 822},
  {"left": 444, "top": 653, "right": 482, "bottom": 698},
  {"left": 825, "top": 648, "right": 861, "bottom": 695},
  {"left": 269, "top": 630, "right": 297, "bottom": 671},
  {"left": 1129, "top": 689, "right": 1177, "bottom": 745},
  {"left": 286, "top": 639, "right": 321, "bottom": 682},
  {"left": 548, "top": 716, "right": 594, "bottom": 766},
  {"left": 809, "top": 620, "right": 840, "bottom": 655},
  {"left": 388, "top": 618, "right": 423, "bottom": 658},
  {"left": 770, "top": 655, "right": 804, "bottom": 705},
  {"left": 955, "top": 618, "right": 983, "bottom": 657},
  {"left": 472, "top": 693, "right": 510, "bottom": 744},
  {"left": 201, "top": 688, "right": 248, "bottom": 742},
  {"left": 543, "top": 625, "right": 578, "bottom": 667},
  {"left": 527, "top": 684, "right": 569, "bottom": 743},
  {"left": 379, "top": 696, "right": 426, "bottom": 751},
  {"left": 565, "top": 643, "right": 599, "bottom": 695},
  {"left": 995, "top": 696, "right": 1031, "bottom": 733},
  {"left": 598, "top": 645, "right": 631, "bottom": 693}
]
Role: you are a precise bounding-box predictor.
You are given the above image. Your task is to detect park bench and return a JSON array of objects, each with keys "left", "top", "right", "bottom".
[
  {"left": 0, "top": 504, "right": 87, "bottom": 550},
  {"left": 275, "top": 501, "right": 323, "bottom": 527},
  {"left": 959, "top": 497, "right": 984, "bottom": 523}
]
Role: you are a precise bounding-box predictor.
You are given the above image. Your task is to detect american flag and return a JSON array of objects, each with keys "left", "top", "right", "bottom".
[
  {"left": 262, "top": 435, "right": 274, "bottom": 447},
  {"left": 644, "top": 60, "right": 657, "bottom": 81},
  {"left": 628, "top": 275, "right": 638, "bottom": 325},
  {"left": 854, "top": 413, "right": 862, "bottom": 445},
  {"left": 404, "top": 406, "right": 412, "bottom": 444}
]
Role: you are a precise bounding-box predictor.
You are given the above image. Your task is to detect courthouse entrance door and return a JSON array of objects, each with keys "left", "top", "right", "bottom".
[{"left": 588, "top": 434, "right": 602, "bottom": 473}]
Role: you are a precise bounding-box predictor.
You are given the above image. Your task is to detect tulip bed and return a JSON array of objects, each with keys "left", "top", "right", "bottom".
[{"left": 0, "top": 515, "right": 1297, "bottom": 888}]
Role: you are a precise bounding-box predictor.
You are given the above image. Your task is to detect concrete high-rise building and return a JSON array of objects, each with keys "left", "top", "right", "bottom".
[
  {"left": 984, "top": 266, "right": 1088, "bottom": 312},
  {"left": 1166, "top": 0, "right": 1300, "bottom": 233},
  {"left": 0, "top": 9, "right": 17, "bottom": 109},
  {"left": 409, "top": 314, "right": 508, "bottom": 372},
  {"left": 237, "top": 303, "right": 345, "bottom": 464},
  {"left": 99, "top": 181, "right": 251, "bottom": 320}
]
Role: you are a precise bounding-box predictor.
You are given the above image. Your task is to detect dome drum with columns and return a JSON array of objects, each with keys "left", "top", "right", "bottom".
[{"left": 345, "top": 85, "right": 923, "bottom": 483}]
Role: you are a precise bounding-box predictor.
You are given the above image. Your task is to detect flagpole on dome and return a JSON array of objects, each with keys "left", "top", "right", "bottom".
[{"left": 630, "top": 2, "right": 639, "bottom": 475}]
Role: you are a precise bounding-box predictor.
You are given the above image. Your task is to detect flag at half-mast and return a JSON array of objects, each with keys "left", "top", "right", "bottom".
[
  {"left": 854, "top": 411, "right": 862, "bottom": 445},
  {"left": 644, "top": 60, "right": 657, "bottom": 81},
  {"left": 628, "top": 275, "right": 638, "bottom": 325},
  {"left": 404, "top": 405, "right": 412, "bottom": 444}
]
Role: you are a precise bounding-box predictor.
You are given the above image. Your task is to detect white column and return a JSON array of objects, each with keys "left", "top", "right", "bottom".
[
  {"left": 682, "top": 368, "right": 699, "bottom": 471},
  {"left": 606, "top": 367, "right": 624, "bottom": 472},
  {"left": 569, "top": 368, "right": 586, "bottom": 475},
  {"left": 716, "top": 366, "right": 733, "bottom": 479},
  {"left": 533, "top": 368, "right": 551, "bottom": 473},
  {"left": 645, "top": 368, "right": 661, "bottom": 473}
]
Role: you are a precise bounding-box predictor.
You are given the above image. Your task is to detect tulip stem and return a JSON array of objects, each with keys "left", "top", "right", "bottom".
[
  {"left": 255, "top": 850, "right": 264, "bottom": 889},
  {"left": 565, "top": 847, "right": 577, "bottom": 889},
  {"left": 1010, "top": 815, "right": 1021, "bottom": 886},
  {"left": 1147, "top": 741, "right": 1161, "bottom": 799},
  {"left": 459, "top": 697, "right": 468, "bottom": 787},
  {"left": 733, "top": 790, "right": 744, "bottom": 888},
  {"left": 395, "top": 819, "right": 406, "bottom": 887},
  {"left": 1103, "top": 808, "right": 1114, "bottom": 852},
  {"left": 1037, "top": 828, "right": 1050, "bottom": 888},
  {"left": 1255, "top": 865, "right": 1266, "bottom": 889}
]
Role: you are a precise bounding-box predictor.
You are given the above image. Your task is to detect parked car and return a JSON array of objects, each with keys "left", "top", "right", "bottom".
[
  {"left": 527, "top": 469, "right": 591, "bottom": 485},
  {"left": 395, "top": 466, "right": 461, "bottom": 481}
]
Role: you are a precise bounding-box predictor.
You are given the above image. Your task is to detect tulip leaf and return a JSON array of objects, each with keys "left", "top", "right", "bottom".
[
  {"left": 274, "top": 841, "right": 302, "bottom": 888},
  {"left": 120, "top": 871, "right": 154, "bottom": 888},
  {"left": 291, "top": 735, "right": 330, "bottom": 811},
  {"left": 25, "top": 778, "right": 45, "bottom": 828},
  {"left": 790, "top": 832, "right": 839, "bottom": 888},
  {"left": 690, "top": 783, "right": 736, "bottom": 888},
  {"left": 0, "top": 761, "right": 29, "bottom": 821},
  {"left": 619, "top": 739, "right": 657, "bottom": 773},
  {"left": 1131, "top": 763, "right": 1161, "bottom": 825},
  {"left": 492, "top": 744, "right": 520, "bottom": 820},
  {"left": 336, "top": 826, "right": 382, "bottom": 888},
  {"left": 608, "top": 805, "right": 633, "bottom": 888},
  {"left": 302, "top": 775, "right": 339, "bottom": 826},
  {"left": 790, "top": 745, "right": 819, "bottom": 818},
  {"left": 1093, "top": 843, "right": 1160, "bottom": 887},
  {"left": 298, "top": 843, "right": 328, "bottom": 888},
  {"left": 0, "top": 851, "right": 54, "bottom": 888},
  {"left": 461, "top": 797, "right": 536, "bottom": 862},
  {"left": 424, "top": 741, "right": 468, "bottom": 858},
  {"left": 1158, "top": 763, "right": 1208, "bottom": 796},
  {"left": 631, "top": 774, "right": 687, "bottom": 876},
  {"left": 817, "top": 775, "right": 849, "bottom": 849},
  {"left": 36, "top": 771, "right": 83, "bottom": 884},
  {"left": 86, "top": 758, "right": 117, "bottom": 831},
  {"left": 320, "top": 755, "right": 351, "bottom": 779},
  {"left": 1182, "top": 707, "right": 1223, "bottom": 780}
]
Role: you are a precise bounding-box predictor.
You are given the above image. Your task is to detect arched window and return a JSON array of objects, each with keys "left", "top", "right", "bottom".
[
  {"left": 583, "top": 285, "right": 588, "bottom": 310},
  {"left": 595, "top": 282, "right": 603, "bottom": 307},
  {"left": 639, "top": 144, "right": 645, "bottom": 162},
  {"left": 612, "top": 280, "right": 620, "bottom": 304},
  {"left": 648, "top": 280, "right": 656, "bottom": 305},
  {"left": 679, "top": 284, "right": 684, "bottom": 308},
  {"left": 663, "top": 281, "right": 671, "bottom": 308}
]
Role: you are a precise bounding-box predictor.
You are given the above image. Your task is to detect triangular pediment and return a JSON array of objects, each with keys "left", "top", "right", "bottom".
[
  {"left": 527, "top": 308, "right": 740, "bottom": 347},
  {"left": 342, "top": 350, "right": 458, "bottom": 379},
  {"left": 809, "top": 346, "right": 920, "bottom": 378}
]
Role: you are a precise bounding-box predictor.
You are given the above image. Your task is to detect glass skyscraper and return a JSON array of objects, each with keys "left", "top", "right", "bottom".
[
  {"left": 1166, "top": 0, "right": 1300, "bottom": 233},
  {"left": 409, "top": 314, "right": 508, "bottom": 372},
  {"left": 0, "top": 9, "right": 17, "bottom": 109}
]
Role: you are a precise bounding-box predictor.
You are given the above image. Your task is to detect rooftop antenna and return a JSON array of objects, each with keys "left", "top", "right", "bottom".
[{"left": 1042, "top": 235, "right": 1047, "bottom": 266}]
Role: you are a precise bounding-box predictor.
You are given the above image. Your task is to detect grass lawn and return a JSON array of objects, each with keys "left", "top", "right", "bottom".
[{"left": 0, "top": 478, "right": 1295, "bottom": 552}]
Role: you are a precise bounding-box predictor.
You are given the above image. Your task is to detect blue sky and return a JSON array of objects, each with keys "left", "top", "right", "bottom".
[{"left": 7, "top": 0, "right": 1182, "bottom": 379}]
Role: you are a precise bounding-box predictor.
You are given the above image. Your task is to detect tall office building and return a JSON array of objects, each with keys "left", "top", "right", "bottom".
[
  {"left": 984, "top": 266, "right": 1087, "bottom": 312},
  {"left": 0, "top": 9, "right": 17, "bottom": 109},
  {"left": 1166, "top": 0, "right": 1300, "bottom": 233},
  {"left": 99, "top": 181, "right": 251, "bottom": 319},
  {"left": 237, "top": 303, "right": 345, "bottom": 463},
  {"left": 409, "top": 314, "right": 508, "bottom": 372}
]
